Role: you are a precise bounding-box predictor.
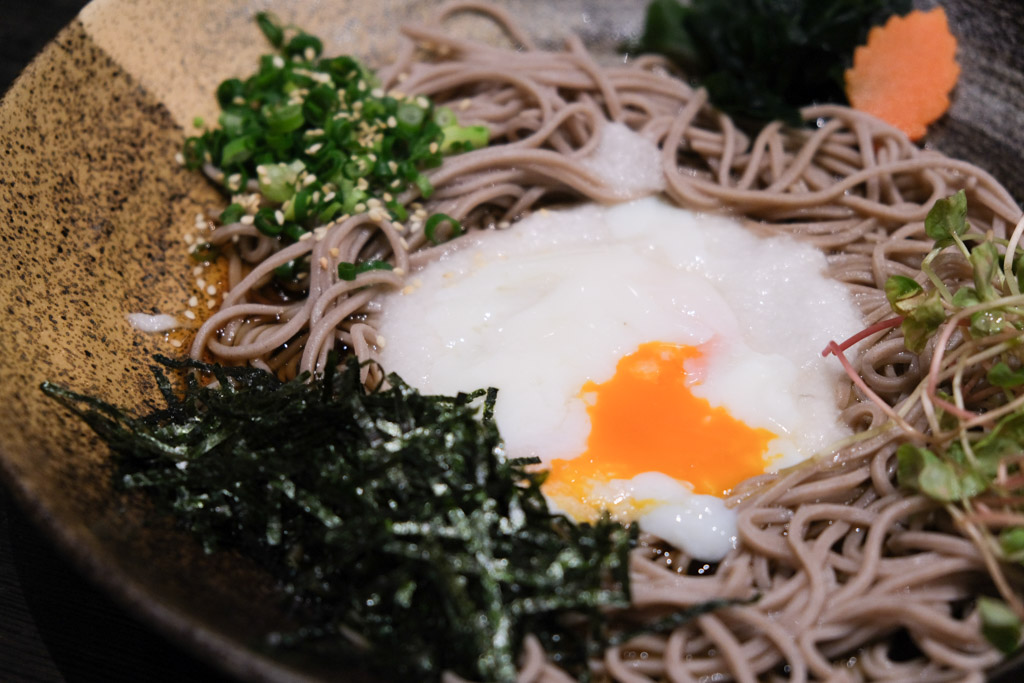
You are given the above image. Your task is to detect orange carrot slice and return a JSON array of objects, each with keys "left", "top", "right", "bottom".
[{"left": 844, "top": 7, "right": 960, "bottom": 141}]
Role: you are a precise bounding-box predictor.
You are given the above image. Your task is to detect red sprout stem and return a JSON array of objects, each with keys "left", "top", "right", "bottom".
[
  {"left": 821, "top": 316, "right": 903, "bottom": 357},
  {"left": 823, "top": 340, "right": 921, "bottom": 436}
]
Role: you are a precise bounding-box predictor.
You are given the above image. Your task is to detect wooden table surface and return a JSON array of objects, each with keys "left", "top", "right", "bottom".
[{"left": 0, "top": 2, "right": 236, "bottom": 681}]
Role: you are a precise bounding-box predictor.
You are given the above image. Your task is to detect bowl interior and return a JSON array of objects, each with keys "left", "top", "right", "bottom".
[{"left": 0, "top": 0, "right": 1021, "bottom": 681}]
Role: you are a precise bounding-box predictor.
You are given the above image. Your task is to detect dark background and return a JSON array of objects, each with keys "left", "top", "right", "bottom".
[{"left": 0, "top": 1, "right": 235, "bottom": 680}]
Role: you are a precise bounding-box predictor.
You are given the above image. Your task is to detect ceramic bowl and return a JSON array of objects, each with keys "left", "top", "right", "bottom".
[{"left": 0, "top": 1, "right": 1021, "bottom": 681}]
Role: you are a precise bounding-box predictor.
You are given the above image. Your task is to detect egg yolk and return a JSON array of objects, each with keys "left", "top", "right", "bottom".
[{"left": 543, "top": 342, "right": 777, "bottom": 518}]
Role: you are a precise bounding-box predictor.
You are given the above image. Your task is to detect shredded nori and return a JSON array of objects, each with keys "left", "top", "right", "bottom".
[{"left": 41, "top": 356, "right": 637, "bottom": 681}]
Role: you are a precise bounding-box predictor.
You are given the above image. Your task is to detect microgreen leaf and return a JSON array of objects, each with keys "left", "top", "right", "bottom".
[
  {"left": 978, "top": 596, "right": 1023, "bottom": 655},
  {"left": 900, "top": 290, "right": 946, "bottom": 353},
  {"left": 999, "top": 527, "right": 1024, "bottom": 563},
  {"left": 970, "top": 309, "right": 1009, "bottom": 337},
  {"left": 924, "top": 189, "right": 969, "bottom": 248},
  {"left": 989, "top": 362, "right": 1024, "bottom": 389},
  {"left": 885, "top": 275, "right": 924, "bottom": 313},
  {"left": 971, "top": 239, "right": 1002, "bottom": 302},
  {"left": 896, "top": 443, "right": 986, "bottom": 502},
  {"left": 952, "top": 286, "right": 981, "bottom": 308}
]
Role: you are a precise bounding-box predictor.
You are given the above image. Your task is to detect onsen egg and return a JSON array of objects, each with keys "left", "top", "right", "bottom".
[{"left": 376, "top": 197, "right": 863, "bottom": 560}]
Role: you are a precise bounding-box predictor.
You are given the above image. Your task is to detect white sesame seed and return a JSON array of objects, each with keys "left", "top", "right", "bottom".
[
  {"left": 429, "top": 142, "right": 439, "bottom": 154},
  {"left": 240, "top": 215, "right": 255, "bottom": 225},
  {"left": 184, "top": 233, "right": 195, "bottom": 245},
  {"left": 497, "top": 221, "right": 510, "bottom": 229},
  {"left": 188, "top": 296, "right": 199, "bottom": 307},
  {"left": 323, "top": 191, "right": 336, "bottom": 202},
  {"left": 170, "top": 339, "right": 183, "bottom": 348},
  {"left": 297, "top": 272, "right": 308, "bottom": 280},
  {"left": 306, "top": 142, "right": 323, "bottom": 155},
  {"left": 184, "top": 310, "right": 197, "bottom": 320},
  {"left": 356, "top": 177, "right": 369, "bottom": 191},
  {"left": 393, "top": 267, "right": 406, "bottom": 276},
  {"left": 197, "top": 278, "right": 206, "bottom": 289},
  {"left": 299, "top": 231, "right": 314, "bottom": 241},
  {"left": 329, "top": 247, "right": 340, "bottom": 257},
  {"left": 192, "top": 265, "right": 203, "bottom": 276},
  {"left": 206, "top": 285, "right": 217, "bottom": 296},
  {"left": 382, "top": 192, "right": 393, "bottom": 202},
  {"left": 386, "top": 115, "right": 397, "bottom": 128},
  {"left": 376, "top": 335, "right": 387, "bottom": 348},
  {"left": 401, "top": 286, "right": 415, "bottom": 295},
  {"left": 274, "top": 210, "right": 285, "bottom": 225},
  {"left": 272, "top": 55, "right": 284, "bottom": 69},
  {"left": 174, "top": 152, "right": 185, "bottom": 166},
  {"left": 232, "top": 235, "right": 240, "bottom": 243},
  {"left": 304, "top": 46, "right": 316, "bottom": 61},
  {"left": 354, "top": 202, "right": 366, "bottom": 213},
  {"left": 459, "top": 98, "right": 472, "bottom": 111},
  {"left": 371, "top": 88, "right": 385, "bottom": 98},
  {"left": 207, "top": 299, "right": 217, "bottom": 308}
]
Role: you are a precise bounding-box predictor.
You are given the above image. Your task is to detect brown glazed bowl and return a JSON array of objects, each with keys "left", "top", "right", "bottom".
[{"left": 0, "top": 0, "right": 1021, "bottom": 681}]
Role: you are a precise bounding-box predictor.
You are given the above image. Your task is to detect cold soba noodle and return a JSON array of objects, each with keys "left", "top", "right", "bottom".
[{"left": 189, "top": 2, "right": 1023, "bottom": 680}]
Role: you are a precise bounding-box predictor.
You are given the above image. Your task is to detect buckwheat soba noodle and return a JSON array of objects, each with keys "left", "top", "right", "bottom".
[{"left": 186, "top": 2, "right": 1024, "bottom": 680}]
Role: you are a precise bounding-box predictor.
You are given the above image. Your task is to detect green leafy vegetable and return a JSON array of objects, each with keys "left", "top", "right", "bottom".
[
  {"left": 978, "top": 596, "right": 1023, "bottom": 655},
  {"left": 41, "top": 357, "right": 637, "bottom": 681},
  {"left": 424, "top": 213, "right": 464, "bottom": 245},
  {"left": 629, "top": 0, "right": 911, "bottom": 125},
  {"left": 924, "top": 189, "right": 969, "bottom": 248}
]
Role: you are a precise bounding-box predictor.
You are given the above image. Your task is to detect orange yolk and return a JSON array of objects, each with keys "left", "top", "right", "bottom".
[{"left": 543, "top": 342, "right": 776, "bottom": 517}]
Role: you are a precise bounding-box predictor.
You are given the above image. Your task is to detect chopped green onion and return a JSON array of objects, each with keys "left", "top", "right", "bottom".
[
  {"left": 185, "top": 16, "right": 489, "bottom": 254},
  {"left": 220, "top": 135, "right": 256, "bottom": 167},
  {"left": 424, "top": 213, "right": 463, "bottom": 245},
  {"left": 255, "top": 11, "right": 285, "bottom": 48},
  {"left": 337, "top": 260, "right": 393, "bottom": 281},
  {"left": 282, "top": 223, "right": 307, "bottom": 242},
  {"left": 264, "top": 103, "right": 305, "bottom": 135},
  {"left": 255, "top": 208, "right": 284, "bottom": 236},
  {"left": 395, "top": 103, "right": 426, "bottom": 137},
  {"left": 440, "top": 124, "right": 489, "bottom": 153},
  {"left": 219, "top": 203, "right": 246, "bottom": 225}
]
